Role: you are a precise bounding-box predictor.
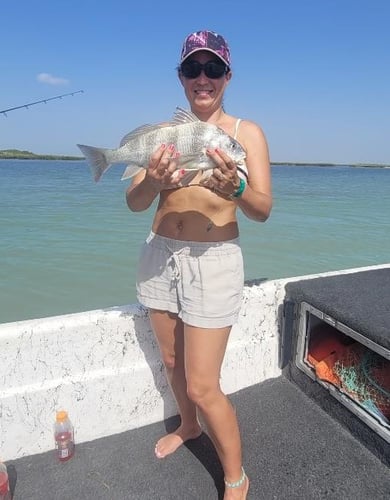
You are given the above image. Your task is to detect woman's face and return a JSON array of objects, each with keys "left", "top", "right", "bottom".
[{"left": 179, "top": 50, "right": 231, "bottom": 114}]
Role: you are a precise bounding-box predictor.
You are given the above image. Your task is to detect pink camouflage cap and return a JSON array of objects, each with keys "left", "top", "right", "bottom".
[{"left": 180, "top": 30, "right": 231, "bottom": 67}]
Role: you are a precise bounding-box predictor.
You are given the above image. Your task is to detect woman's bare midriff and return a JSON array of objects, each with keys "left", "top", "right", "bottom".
[{"left": 152, "top": 184, "right": 239, "bottom": 242}]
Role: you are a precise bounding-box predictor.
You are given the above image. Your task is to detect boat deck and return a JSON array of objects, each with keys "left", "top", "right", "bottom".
[{"left": 8, "top": 376, "right": 390, "bottom": 499}]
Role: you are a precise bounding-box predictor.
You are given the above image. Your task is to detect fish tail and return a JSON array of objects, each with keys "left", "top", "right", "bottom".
[{"left": 77, "top": 144, "right": 110, "bottom": 182}]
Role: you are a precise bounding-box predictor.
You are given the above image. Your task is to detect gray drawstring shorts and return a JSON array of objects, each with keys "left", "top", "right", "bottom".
[{"left": 136, "top": 232, "right": 244, "bottom": 328}]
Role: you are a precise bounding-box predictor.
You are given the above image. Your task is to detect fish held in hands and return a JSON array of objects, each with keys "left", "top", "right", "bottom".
[{"left": 77, "top": 107, "right": 247, "bottom": 182}]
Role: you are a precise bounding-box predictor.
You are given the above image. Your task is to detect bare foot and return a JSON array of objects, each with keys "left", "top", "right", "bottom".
[
  {"left": 224, "top": 474, "right": 249, "bottom": 500},
  {"left": 154, "top": 424, "right": 202, "bottom": 459}
]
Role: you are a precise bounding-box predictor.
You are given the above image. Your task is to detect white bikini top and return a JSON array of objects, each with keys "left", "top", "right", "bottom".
[{"left": 233, "top": 118, "right": 242, "bottom": 140}]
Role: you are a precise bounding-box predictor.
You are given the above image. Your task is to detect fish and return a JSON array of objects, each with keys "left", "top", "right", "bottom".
[{"left": 77, "top": 107, "right": 247, "bottom": 183}]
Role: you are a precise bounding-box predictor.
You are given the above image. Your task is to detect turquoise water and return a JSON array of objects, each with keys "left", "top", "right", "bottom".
[{"left": 1, "top": 160, "right": 389, "bottom": 323}]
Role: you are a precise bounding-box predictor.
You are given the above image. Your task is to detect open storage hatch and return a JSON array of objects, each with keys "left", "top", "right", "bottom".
[{"left": 295, "top": 302, "right": 390, "bottom": 444}]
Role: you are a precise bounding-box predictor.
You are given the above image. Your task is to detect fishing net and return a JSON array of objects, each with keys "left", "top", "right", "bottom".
[
  {"left": 333, "top": 343, "right": 390, "bottom": 422},
  {"left": 307, "top": 330, "right": 390, "bottom": 423}
]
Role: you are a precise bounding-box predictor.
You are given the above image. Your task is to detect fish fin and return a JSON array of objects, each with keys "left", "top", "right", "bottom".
[
  {"left": 120, "top": 109, "right": 196, "bottom": 144},
  {"left": 119, "top": 124, "right": 161, "bottom": 146},
  {"left": 171, "top": 107, "right": 200, "bottom": 125},
  {"left": 178, "top": 170, "right": 200, "bottom": 185},
  {"left": 77, "top": 144, "right": 111, "bottom": 182},
  {"left": 121, "top": 164, "right": 144, "bottom": 180}
]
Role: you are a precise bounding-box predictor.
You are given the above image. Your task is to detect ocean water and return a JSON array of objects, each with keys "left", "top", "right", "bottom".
[{"left": 1, "top": 160, "right": 389, "bottom": 323}]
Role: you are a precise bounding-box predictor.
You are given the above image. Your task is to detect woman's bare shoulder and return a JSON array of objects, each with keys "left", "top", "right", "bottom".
[
  {"left": 235, "top": 119, "right": 268, "bottom": 154},
  {"left": 239, "top": 118, "right": 266, "bottom": 137}
]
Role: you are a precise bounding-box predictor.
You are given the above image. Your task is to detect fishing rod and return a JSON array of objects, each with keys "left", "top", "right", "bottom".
[{"left": 0, "top": 90, "right": 84, "bottom": 117}]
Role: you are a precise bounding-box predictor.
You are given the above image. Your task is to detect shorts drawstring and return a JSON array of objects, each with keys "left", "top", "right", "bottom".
[{"left": 166, "top": 246, "right": 184, "bottom": 283}]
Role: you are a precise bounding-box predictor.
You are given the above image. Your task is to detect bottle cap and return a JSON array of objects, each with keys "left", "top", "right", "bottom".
[{"left": 56, "top": 410, "right": 68, "bottom": 422}]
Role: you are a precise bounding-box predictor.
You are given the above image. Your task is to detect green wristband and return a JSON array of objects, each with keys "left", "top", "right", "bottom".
[{"left": 232, "top": 177, "right": 246, "bottom": 198}]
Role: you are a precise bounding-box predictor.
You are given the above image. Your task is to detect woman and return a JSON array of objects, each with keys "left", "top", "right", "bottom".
[{"left": 126, "top": 30, "right": 272, "bottom": 500}]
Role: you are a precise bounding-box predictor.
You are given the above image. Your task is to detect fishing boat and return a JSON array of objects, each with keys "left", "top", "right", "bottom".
[{"left": 1, "top": 263, "right": 389, "bottom": 498}]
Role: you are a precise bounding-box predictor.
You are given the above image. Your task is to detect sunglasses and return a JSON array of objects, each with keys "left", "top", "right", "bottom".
[{"left": 180, "top": 60, "right": 229, "bottom": 79}]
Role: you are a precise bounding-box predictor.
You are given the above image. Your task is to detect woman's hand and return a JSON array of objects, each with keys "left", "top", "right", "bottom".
[
  {"left": 201, "top": 148, "right": 241, "bottom": 197},
  {"left": 144, "top": 144, "right": 184, "bottom": 192}
]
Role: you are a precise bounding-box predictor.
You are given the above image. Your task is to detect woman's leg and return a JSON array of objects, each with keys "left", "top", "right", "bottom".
[
  {"left": 184, "top": 324, "right": 249, "bottom": 499},
  {"left": 149, "top": 309, "right": 202, "bottom": 458}
]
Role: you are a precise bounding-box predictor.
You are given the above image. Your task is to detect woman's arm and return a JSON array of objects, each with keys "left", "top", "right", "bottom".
[
  {"left": 234, "top": 120, "right": 272, "bottom": 222},
  {"left": 126, "top": 170, "right": 160, "bottom": 212}
]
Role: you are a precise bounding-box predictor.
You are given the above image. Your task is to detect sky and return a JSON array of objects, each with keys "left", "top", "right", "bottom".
[{"left": 1, "top": 0, "right": 389, "bottom": 164}]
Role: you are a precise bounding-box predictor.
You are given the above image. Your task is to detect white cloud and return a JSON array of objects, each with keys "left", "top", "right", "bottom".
[{"left": 37, "top": 73, "right": 69, "bottom": 85}]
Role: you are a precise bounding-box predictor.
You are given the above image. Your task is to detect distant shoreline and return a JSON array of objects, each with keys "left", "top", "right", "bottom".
[
  {"left": 0, "top": 149, "right": 83, "bottom": 161},
  {"left": 272, "top": 162, "right": 389, "bottom": 168},
  {"left": 0, "top": 150, "right": 388, "bottom": 168}
]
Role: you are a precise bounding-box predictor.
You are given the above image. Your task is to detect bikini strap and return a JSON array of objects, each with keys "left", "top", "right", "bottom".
[{"left": 233, "top": 118, "right": 242, "bottom": 140}]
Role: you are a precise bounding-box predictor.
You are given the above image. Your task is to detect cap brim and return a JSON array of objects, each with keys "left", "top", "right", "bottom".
[{"left": 181, "top": 48, "right": 230, "bottom": 67}]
